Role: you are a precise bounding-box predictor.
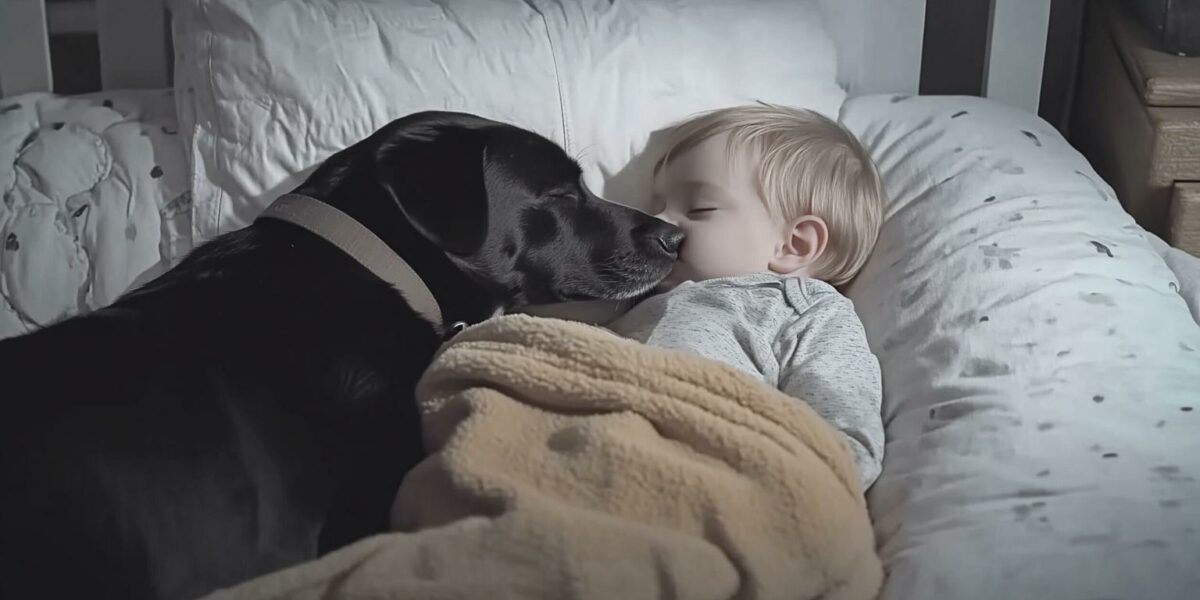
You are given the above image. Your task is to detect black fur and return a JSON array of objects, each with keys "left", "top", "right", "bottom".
[{"left": 0, "top": 111, "right": 681, "bottom": 599}]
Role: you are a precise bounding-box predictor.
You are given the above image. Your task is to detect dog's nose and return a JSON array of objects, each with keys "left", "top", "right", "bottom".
[
  {"left": 634, "top": 221, "right": 684, "bottom": 256},
  {"left": 657, "top": 227, "right": 684, "bottom": 255}
]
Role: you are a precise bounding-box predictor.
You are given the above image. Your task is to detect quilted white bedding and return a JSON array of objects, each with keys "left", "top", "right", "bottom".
[{"left": 0, "top": 90, "right": 191, "bottom": 339}]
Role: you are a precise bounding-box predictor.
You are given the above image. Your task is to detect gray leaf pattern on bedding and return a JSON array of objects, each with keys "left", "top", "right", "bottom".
[{"left": 840, "top": 94, "right": 1200, "bottom": 600}]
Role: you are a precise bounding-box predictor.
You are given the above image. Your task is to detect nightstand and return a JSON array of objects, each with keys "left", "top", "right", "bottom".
[{"left": 1072, "top": 0, "right": 1200, "bottom": 257}]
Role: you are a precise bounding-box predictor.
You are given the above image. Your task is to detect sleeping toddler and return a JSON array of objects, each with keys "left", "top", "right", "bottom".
[{"left": 606, "top": 104, "right": 886, "bottom": 490}]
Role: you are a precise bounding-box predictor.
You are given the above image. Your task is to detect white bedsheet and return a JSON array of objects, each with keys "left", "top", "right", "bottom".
[{"left": 0, "top": 90, "right": 190, "bottom": 339}]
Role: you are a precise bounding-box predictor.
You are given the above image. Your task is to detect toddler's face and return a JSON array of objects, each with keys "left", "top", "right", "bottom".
[{"left": 651, "top": 134, "right": 782, "bottom": 289}]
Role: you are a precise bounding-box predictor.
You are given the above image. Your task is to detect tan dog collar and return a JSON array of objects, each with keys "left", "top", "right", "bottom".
[{"left": 259, "top": 193, "right": 453, "bottom": 333}]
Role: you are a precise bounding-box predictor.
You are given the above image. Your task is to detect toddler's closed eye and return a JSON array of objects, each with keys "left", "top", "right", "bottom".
[{"left": 688, "top": 208, "right": 718, "bottom": 216}]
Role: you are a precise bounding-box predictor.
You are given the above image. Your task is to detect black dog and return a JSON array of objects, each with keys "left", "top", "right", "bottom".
[{"left": 0, "top": 111, "right": 681, "bottom": 600}]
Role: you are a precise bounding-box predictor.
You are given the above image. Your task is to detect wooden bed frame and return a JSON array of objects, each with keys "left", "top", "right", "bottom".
[
  {"left": 0, "top": 0, "right": 1054, "bottom": 115},
  {"left": 1, "top": 0, "right": 170, "bottom": 94}
]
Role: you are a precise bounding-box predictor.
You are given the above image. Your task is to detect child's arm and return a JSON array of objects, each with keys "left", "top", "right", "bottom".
[{"left": 777, "top": 293, "right": 884, "bottom": 492}]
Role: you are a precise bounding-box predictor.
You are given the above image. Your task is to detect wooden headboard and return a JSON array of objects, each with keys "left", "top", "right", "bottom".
[{"left": 0, "top": 0, "right": 1054, "bottom": 114}]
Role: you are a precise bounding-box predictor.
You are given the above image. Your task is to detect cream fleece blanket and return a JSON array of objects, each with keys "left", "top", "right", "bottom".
[{"left": 205, "top": 315, "right": 881, "bottom": 600}]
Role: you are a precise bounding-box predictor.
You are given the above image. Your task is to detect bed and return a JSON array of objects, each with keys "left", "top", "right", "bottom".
[{"left": 2, "top": 1, "right": 1199, "bottom": 598}]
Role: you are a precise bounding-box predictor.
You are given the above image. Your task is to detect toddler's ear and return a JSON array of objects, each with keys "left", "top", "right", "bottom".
[{"left": 769, "top": 215, "right": 828, "bottom": 276}]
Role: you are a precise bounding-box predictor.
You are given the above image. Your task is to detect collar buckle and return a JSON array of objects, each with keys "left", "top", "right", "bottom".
[{"left": 443, "top": 320, "right": 468, "bottom": 340}]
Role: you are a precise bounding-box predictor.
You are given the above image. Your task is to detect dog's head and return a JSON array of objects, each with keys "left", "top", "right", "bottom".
[{"left": 300, "top": 111, "right": 681, "bottom": 309}]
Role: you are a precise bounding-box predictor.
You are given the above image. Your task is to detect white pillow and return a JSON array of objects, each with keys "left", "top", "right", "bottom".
[
  {"left": 169, "top": 0, "right": 844, "bottom": 242},
  {"left": 840, "top": 95, "right": 1200, "bottom": 600}
]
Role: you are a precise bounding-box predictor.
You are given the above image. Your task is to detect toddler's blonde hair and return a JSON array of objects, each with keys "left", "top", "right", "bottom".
[{"left": 655, "top": 103, "right": 884, "bottom": 286}]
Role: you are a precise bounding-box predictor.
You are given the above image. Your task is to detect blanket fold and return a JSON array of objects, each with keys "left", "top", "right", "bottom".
[{"left": 206, "top": 315, "right": 881, "bottom": 600}]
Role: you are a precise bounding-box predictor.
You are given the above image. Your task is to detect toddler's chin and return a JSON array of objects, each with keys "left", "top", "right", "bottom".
[
  {"left": 655, "top": 268, "right": 690, "bottom": 293},
  {"left": 654, "top": 279, "right": 679, "bottom": 293}
]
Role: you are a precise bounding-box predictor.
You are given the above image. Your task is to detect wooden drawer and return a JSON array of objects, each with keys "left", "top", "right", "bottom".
[
  {"left": 1170, "top": 183, "right": 1200, "bottom": 257},
  {"left": 1072, "top": 1, "right": 1200, "bottom": 241}
]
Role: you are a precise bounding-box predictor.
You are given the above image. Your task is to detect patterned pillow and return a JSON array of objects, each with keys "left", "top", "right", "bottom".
[{"left": 840, "top": 94, "right": 1200, "bottom": 600}]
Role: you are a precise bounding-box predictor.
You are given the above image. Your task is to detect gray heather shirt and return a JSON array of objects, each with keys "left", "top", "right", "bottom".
[{"left": 606, "top": 273, "right": 884, "bottom": 490}]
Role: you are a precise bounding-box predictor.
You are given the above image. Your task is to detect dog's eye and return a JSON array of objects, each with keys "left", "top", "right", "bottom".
[
  {"left": 548, "top": 192, "right": 580, "bottom": 205},
  {"left": 550, "top": 192, "right": 586, "bottom": 213}
]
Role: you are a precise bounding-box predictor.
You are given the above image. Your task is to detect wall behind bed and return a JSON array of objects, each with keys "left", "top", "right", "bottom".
[{"left": 0, "top": 0, "right": 171, "bottom": 95}]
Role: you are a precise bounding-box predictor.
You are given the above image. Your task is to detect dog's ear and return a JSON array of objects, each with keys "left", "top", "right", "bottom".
[{"left": 374, "top": 112, "right": 495, "bottom": 256}]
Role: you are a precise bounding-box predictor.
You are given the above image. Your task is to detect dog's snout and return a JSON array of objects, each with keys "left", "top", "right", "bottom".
[
  {"left": 657, "top": 227, "right": 684, "bottom": 255},
  {"left": 634, "top": 221, "right": 684, "bottom": 257}
]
